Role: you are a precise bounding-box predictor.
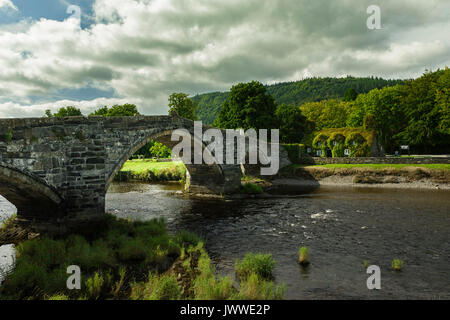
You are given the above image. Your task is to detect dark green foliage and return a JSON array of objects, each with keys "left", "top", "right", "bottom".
[
  {"left": 193, "top": 77, "right": 403, "bottom": 124},
  {"left": 347, "top": 68, "right": 450, "bottom": 153},
  {"left": 174, "top": 231, "right": 201, "bottom": 248},
  {"left": 192, "top": 92, "right": 228, "bottom": 124},
  {"left": 282, "top": 144, "right": 308, "bottom": 163},
  {"left": 275, "top": 104, "right": 307, "bottom": 143},
  {"left": 168, "top": 93, "right": 198, "bottom": 120},
  {"left": 241, "top": 183, "right": 264, "bottom": 194},
  {"left": 343, "top": 88, "right": 358, "bottom": 101},
  {"left": 213, "top": 81, "right": 278, "bottom": 130}
]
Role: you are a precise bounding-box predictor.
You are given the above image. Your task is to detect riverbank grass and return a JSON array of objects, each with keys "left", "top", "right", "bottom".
[
  {"left": 116, "top": 159, "right": 186, "bottom": 182},
  {"left": 0, "top": 216, "right": 285, "bottom": 300},
  {"left": 235, "top": 253, "right": 275, "bottom": 281}
]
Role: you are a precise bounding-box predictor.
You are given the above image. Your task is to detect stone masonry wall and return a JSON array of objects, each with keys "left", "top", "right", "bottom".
[{"left": 0, "top": 116, "right": 242, "bottom": 223}]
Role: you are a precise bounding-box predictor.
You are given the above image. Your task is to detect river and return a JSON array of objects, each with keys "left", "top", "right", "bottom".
[{"left": 1, "top": 183, "right": 449, "bottom": 299}]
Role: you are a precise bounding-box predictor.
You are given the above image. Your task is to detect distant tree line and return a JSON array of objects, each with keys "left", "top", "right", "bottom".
[{"left": 192, "top": 76, "right": 404, "bottom": 125}]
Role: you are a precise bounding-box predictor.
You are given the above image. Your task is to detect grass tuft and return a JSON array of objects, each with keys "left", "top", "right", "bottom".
[{"left": 235, "top": 253, "right": 275, "bottom": 281}]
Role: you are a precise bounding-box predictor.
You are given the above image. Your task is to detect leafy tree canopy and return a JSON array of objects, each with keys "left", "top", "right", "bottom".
[
  {"left": 343, "top": 88, "right": 358, "bottom": 101},
  {"left": 90, "top": 104, "right": 140, "bottom": 117},
  {"left": 275, "top": 103, "right": 307, "bottom": 143},
  {"left": 168, "top": 93, "right": 197, "bottom": 120},
  {"left": 214, "top": 81, "right": 278, "bottom": 130},
  {"left": 300, "top": 99, "right": 353, "bottom": 131},
  {"left": 45, "top": 106, "right": 83, "bottom": 117},
  {"left": 193, "top": 76, "right": 403, "bottom": 124}
]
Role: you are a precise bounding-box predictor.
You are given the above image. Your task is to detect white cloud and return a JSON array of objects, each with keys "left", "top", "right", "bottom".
[
  {"left": 0, "top": 97, "right": 144, "bottom": 118},
  {"left": 0, "top": 0, "right": 17, "bottom": 11},
  {"left": 0, "top": 0, "right": 449, "bottom": 117}
]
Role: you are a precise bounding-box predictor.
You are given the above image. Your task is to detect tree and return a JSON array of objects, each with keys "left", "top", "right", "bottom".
[
  {"left": 347, "top": 86, "right": 404, "bottom": 151},
  {"left": 300, "top": 99, "right": 353, "bottom": 131},
  {"left": 213, "top": 81, "right": 278, "bottom": 130},
  {"left": 168, "top": 93, "right": 198, "bottom": 120},
  {"left": 394, "top": 69, "right": 449, "bottom": 151},
  {"left": 149, "top": 141, "right": 171, "bottom": 158},
  {"left": 343, "top": 88, "right": 358, "bottom": 101},
  {"left": 45, "top": 106, "right": 83, "bottom": 117},
  {"left": 90, "top": 104, "right": 140, "bottom": 117},
  {"left": 275, "top": 104, "right": 307, "bottom": 143}
]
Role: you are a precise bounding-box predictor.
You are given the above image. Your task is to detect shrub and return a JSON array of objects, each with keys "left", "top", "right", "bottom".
[
  {"left": 235, "top": 253, "right": 275, "bottom": 281},
  {"left": 241, "top": 183, "right": 263, "bottom": 194},
  {"left": 392, "top": 259, "right": 404, "bottom": 272}
]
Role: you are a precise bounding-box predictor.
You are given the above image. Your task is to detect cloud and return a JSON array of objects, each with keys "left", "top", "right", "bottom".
[
  {"left": 0, "top": 0, "right": 449, "bottom": 117},
  {"left": 0, "top": 97, "right": 144, "bottom": 118},
  {"left": 0, "top": 0, "right": 17, "bottom": 11},
  {"left": 0, "top": 0, "right": 19, "bottom": 11}
]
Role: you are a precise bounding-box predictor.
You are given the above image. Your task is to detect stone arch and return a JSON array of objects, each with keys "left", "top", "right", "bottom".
[
  {"left": 105, "top": 128, "right": 228, "bottom": 194},
  {"left": 0, "top": 163, "right": 64, "bottom": 222}
]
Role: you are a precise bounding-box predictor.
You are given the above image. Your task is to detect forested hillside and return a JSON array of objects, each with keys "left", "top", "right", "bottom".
[{"left": 192, "top": 77, "right": 404, "bottom": 124}]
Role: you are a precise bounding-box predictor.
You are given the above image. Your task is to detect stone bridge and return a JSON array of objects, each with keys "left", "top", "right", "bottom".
[{"left": 0, "top": 115, "right": 242, "bottom": 229}]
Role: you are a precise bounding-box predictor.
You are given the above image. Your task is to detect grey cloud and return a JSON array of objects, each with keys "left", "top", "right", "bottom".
[{"left": 0, "top": 0, "right": 449, "bottom": 117}]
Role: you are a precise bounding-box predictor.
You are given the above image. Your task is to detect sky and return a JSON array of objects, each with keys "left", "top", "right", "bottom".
[{"left": 0, "top": 0, "right": 449, "bottom": 118}]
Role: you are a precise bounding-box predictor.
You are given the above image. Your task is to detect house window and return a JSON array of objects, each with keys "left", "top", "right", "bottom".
[
  {"left": 333, "top": 141, "right": 337, "bottom": 146},
  {"left": 344, "top": 149, "right": 350, "bottom": 156},
  {"left": 316, "top": 150, "right": 322, "bottom": 156}
]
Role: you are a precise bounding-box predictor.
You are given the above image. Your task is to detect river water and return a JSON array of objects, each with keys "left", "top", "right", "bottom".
[{"left": 1, "top": 183, "right": 449, "bottom": 299}]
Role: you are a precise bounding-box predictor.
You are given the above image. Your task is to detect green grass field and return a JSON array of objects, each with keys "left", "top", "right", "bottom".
[
  {"left": 117, "top": 159, "right": 186, "bottom": 182},
  {"left": 121, "top": 159, "right": 186, "bottom": 173},
  {"left": 293, "top": 163, "right": 450, "bottom": 170}
]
